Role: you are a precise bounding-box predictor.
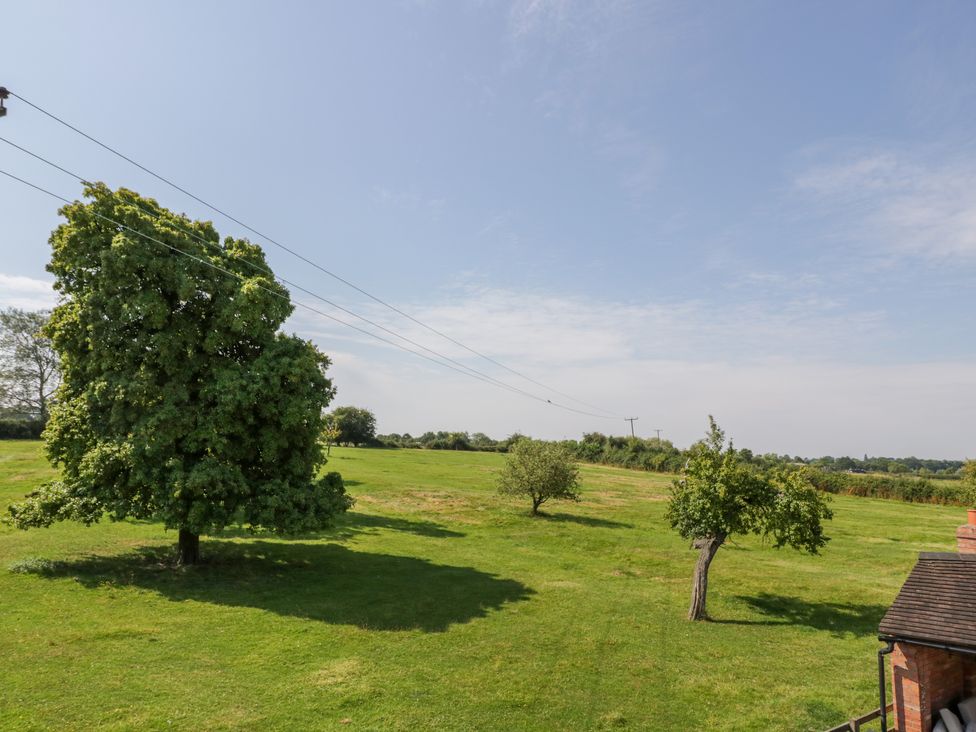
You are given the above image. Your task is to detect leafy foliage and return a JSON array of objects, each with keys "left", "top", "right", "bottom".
[
  {"left": 667, "top": 417, "right": 832, "bottom": 553},
  {"left": 328, "top": 406, "right": 377, "bottom": 446},
  {"left": 497, "top": 439, "right": 581, "bottom": 514},
  {"left": 0, "top": 418, "right": 45, "bottom": 439},
  {"left": 666, "top": 417, "right": 832, "bottom": 620},
  {"left": 964, "top": 460, "right": 976, "bottom": 508},
  {"left": 808, "top": 471, "right": 966, "bottom": 505},
  {"left": 320, "top": 421, "right": 342, "bottom": 457},
  {"left": 6, "top": 184, "right": 352, "bottom": 550}
]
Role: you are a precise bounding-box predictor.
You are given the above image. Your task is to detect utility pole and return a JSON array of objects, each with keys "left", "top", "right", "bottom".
[
  {"left": 625, "top": 417, "right": 638, "bottom": 438},
  {"left": 654, "top": 429, "right": 662, "bottom": 441}
]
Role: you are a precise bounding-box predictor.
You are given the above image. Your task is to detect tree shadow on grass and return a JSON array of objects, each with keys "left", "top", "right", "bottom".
[
  {"left": 332, "top": 511, "right": 465, "bottom": 539},
  {"left": 15, "top": 540, "right": 532, "bottom": 632},
  {"left": 158, "top": 512, "right": 464, "bottom": 541},
  {"left": 711, "top": 592, "right": 888, "bottom": 638},
  {"left": 538, "top": 512, "right": 634, "bottom": 529}
]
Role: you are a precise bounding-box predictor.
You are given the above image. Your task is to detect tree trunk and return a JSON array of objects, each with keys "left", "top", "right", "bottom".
[
  {"left": 531, "top": 495, "right": 544, "bottom": 515},
  {"left": 37, "top": 370, "right": 47, "bottom": 424},
  {"left": 688, "top": 534, "right": 724, "bottom": 621},
  {"left": 177, "top": 529, "right": 201, "bottom": 565}
]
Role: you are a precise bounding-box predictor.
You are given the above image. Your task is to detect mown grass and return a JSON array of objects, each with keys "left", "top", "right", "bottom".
[{"left": 0, "top": 441, "right": 965, "bottom": 731}]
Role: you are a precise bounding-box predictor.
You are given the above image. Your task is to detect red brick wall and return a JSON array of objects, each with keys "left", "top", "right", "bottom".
[
  {"left": 958, "top": 524, "right": 976, "bottom": 554},
  {"left": 891, "top": 643, "right": 970, "bottom": 732}
]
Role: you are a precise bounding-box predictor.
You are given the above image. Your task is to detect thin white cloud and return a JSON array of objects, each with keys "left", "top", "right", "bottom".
[
  {"left": 0, "top": 273, "right": 58, "bottom": 310},
  {"left": 390, "top": 285, "right": 887, "bottom": 365},
  {"left": 4, "top": 270, "right": 966, "bottom": 456},
  {"left": 323, "top": 348, "right": 976, "bottom": 459},
  {"left": 508, "top": 0, "right": 572, "bottom": 39},
  {"left": 795, "top": 150, "right": 976, "bottom": 261},
  {"left": 289, "top": 283, "right": 889, "bottom": 372},
  {"left": 282, "top": 284, "right": 976, "bottom": 457}
]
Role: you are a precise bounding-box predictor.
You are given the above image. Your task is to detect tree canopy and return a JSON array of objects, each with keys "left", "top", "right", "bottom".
[
  {"left": 964, "top": 460, "right": 976, "bottom": 507},
  {"left": 666, "top": 417, "right": 832, "bottom": 620},
  {"left": 6, "top": 184, "right": 352, "bottom": 563},
  {"left": 328, "top": 406, "right": 377, "bottom": 447},
  {"left": 497, "top": 439, "right": 581, "bottom": 515}
]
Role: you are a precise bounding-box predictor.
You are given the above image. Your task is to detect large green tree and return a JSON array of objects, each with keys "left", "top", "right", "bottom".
[
  {"left": 666, "top": 417, "right": 832, "bottom": 620},
  {"left": 328, "top": 406, "right": 377, "bottom": 447},
  {"left": 7, "top": 184, "right": 351, "bottom": 564}
]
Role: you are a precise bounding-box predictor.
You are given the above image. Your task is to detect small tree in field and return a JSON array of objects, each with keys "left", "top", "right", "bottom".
[
  {"left": 497, "top": 439, "right": 581, "bottom": 515},
  {"left": 666, "top": 417, "right": 832, "bottom": 621},
  {"left": 6, "top": 184, "right": 353, "bottom": 564},
  {"left": 320, "top": 420, "right": 342, "bottom": 457}
]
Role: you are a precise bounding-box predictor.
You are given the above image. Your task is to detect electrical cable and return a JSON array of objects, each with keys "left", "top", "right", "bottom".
[
  {"left": 0, "top": 166, "right": 620, "bottom": 420},
  {"left": 7, "top": 89, "right": 625, "bottom": 420},
  {"left": 0, "top": 134, "right": 600, "bottom": 410}
]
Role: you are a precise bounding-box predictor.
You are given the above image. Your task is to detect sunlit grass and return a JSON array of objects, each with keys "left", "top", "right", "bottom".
[{"left": 0, "top": 441, "right": 963, "bottom": 730}]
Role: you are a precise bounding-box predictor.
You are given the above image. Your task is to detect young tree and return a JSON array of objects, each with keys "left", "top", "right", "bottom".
[
  {"left": 6, "top": 184, "right": 352, "bottom": 564},
  {"left": 320, "top": 419, "right": 342, "bottom": 457},
  {"left": 329, "top": 406, "right": 377, "bottom": 446},
  {"left": 666, "top": 417, "right": 832, "bottom": 621},
  {"left": 497, "top": 439, "right": 581, "bottom": 515},
  {"left": 0, "top": 308, "right": 60, "bottom": 422}
]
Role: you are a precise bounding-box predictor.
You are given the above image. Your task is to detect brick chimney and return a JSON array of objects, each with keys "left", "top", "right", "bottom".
[{"left": 958, "top": 510, "right": 976, "bottom": 554}]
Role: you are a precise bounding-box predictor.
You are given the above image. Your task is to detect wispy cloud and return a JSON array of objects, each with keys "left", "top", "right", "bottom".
[
  {"left": 508, "top": 0, "right": 573, "bottom": 40},
  {"left": 288, "top": 283, "right": 976, "bottom": 456},
  {"left": 0, "top": 273, "right": 57, "bottom": 310},
  {"left": 3, "top": 269, "right": 967, "bottom": 456},
  {"left": 795, "top": 148, "right": 976, "bottom": 262},
  {"left": 400, "top": 285, "right": 887, "bottom": 364}
]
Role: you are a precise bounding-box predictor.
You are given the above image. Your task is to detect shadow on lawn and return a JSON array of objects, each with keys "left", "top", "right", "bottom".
[
  {"left": 17, "top": 540, "right": 533, "bottom": 632},
  {"left": 178, "top": 512, "right": 464, "bottom": 541},
  {"left": 538, "top": 512, "right": 634, "bottom": 529},
  {"left": 333, "top": 511, "right": 465, "bottom": 538},
  {"left": 713, "top": 592, "right": 887, "bottom": 638}
]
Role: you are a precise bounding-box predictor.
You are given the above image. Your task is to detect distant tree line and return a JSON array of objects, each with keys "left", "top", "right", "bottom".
[
  {"left": 806, "top": 472, "right": 968, "bottom": 505},
  {"left": 372, "top": 423, "right": 974, "bottom": 507},
  {"left": 377, "top": 430, "right": 517, "bottom": 452},
  {"left": 377, "top": 426, "right": 964, "bottom": 477},
  {"left": 804, "top": 454, "right": 964, "bottom": 477}
]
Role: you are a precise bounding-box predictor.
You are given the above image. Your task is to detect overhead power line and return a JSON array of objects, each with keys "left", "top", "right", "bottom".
[
  {"left": 0, "top": 135, "right": 603, "bottom": 413},
  {"left": 7, "top": 88, "right": 624, "bottom": 420},
  {"left": 0, "top": 166, "right": 621, "bottom": 420}
]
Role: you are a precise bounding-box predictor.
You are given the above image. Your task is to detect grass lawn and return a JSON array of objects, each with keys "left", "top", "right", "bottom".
[{"left": 0, "top": 441, "right": 965, "bottom": 731}]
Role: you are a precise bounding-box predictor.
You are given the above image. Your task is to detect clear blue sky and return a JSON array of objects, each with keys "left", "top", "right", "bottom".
[{"left": 2, "top": 1, "right": 975, "bottom": 457}]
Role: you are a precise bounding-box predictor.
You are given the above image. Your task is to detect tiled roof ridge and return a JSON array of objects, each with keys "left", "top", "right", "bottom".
[
  {"left": 918, "top": 551, "right": 976, "bottom": 561},
  {"left": 879, "top": 552, "right": 976, "bottom": 651}
]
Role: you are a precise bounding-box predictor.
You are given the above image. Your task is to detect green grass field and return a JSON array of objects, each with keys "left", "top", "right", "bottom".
[{"left": 0, "top": 441, "right": 965, "bottom": 731}]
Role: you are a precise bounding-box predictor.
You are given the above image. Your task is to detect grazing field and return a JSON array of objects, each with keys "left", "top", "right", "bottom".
[{"left": 0, "top": 441, "right": 964, "bottom": 731}]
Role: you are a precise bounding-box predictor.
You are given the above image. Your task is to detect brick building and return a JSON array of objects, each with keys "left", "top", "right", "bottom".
[{"left": 877, "top": 513, "right": 976, "bottom": 732}]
